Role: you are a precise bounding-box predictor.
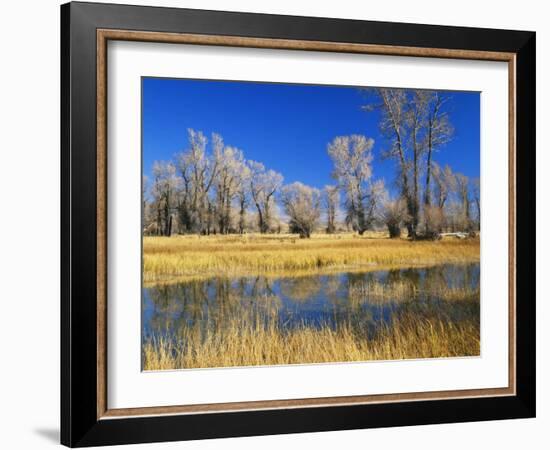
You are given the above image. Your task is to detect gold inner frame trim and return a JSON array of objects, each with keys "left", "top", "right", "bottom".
[{"left": 96, "top": 28, "right": 517, "bottom": 420}]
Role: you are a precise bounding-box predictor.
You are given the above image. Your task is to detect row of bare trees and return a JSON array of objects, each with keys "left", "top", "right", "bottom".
[
  {"left": 144, "top": 129, "right": 286, "bottom": 236},
  {"left": 144, "top": 88, "right": 480, "bottom": 239},
  {"left": 323, "top": 129, "right": 479, "bottom": 239}
]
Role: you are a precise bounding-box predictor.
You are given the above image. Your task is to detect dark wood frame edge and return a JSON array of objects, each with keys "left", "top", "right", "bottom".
[{"left": 61, "top": 2, "right": 536, "bottom": 447}]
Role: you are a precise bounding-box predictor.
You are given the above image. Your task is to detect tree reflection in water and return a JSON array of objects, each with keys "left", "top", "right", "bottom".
[{"left": 143, "top": 263, "right": 480, "bottom": 347}]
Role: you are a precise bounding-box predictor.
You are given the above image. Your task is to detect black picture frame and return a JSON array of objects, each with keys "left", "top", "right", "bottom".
[{"left": 61, "top": 1, "right": 535, "bottom": 447}]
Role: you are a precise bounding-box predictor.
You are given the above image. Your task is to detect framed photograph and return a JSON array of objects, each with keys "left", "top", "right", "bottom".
[{"left": 61, "top": 2, "right": 535, "bottom": 447}]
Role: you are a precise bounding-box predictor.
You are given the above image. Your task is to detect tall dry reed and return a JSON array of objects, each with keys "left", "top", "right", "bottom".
[{"left": 143, "top": 302, "right": 479, "bottom": 370}]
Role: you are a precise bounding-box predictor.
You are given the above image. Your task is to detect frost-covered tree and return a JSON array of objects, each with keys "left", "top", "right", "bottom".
[
  {"left": 174, "top": 129, "right": 219, "bottom": 234},
  {"left": 214, "top": 146, "right": 244, "bottom": 234},
  {"left": 249, "top": 161, "right": 284, "bottom": 233},
  {"left": 323, "top": 185, "right": 339, "bottom": 234},
  {"left": 327, "top": 134, "right": 383, "bottom": 234},
  {"left": 280, "top": 182, "right": 321, "bottom": 238},
  {"left": 151, "top": 161, "right": 179, "bottom": 236}
]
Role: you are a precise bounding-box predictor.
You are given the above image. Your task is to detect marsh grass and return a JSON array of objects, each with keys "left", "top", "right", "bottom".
[
  {"left": 142, "top": 279, "right": 480, "bottom": 371},
  {"left": 142, "top": 304, "right": 480, "bottom": 370},
  {"left": 143, "top": 233, "right": 480, "bottom": 284}
]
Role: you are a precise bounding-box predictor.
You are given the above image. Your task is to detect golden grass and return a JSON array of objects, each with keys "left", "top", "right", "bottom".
[
  {"left": 143, "top": 233, "right": 480, "bottom": 284},
  {"left": 142, "top": 307, "right": 480, "bottom": 370}
]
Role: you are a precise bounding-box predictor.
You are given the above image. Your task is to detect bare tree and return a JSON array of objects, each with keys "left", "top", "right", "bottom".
[
  {"left": 214, "top": 146, "right": 244, "bottom": 234},
  {"left": 151, "top": 161, "right": 179, "bottom": 236},
  {"left": 175, "top": 147, "right": 193, "bottom": 233},
  {"left": 365, "top": 88, "right": 455, "bottom": 239},
  {"left": 471, "top": 177, "right": 480, "bottom": 231},
  {"left": 423, "top": 92, "right": 453, "bottom": 207},
  {"left": 455, "top": 173, "right": 471, "bottom": 231},
  {"left": 235, "top": 160, "right": 251, "bottom": 234},
  {"left": 380, "top": 197, "right": 410, "bottom": 238},
  {"left": 406, "top": 90, "right": 430, "bottom": 234},
  {"left": 426, "top": 163, "right": 458, "bottom": 233},
  {"left": 364, "top": 88, "right": 420, "bottom": 237},
  {"left": 280, "top": 182, "right": 321, "bottom": 238},
  {"left": 431, "top": 163, "right": 455, "bottom": 210},
  {"left": 323, "top": 185, "right": 339, "bottom": 234},
  {"left": 424, "top": 205, "right": 446, "bottom": 237},
  {"left": 249, "top": 161, "right": 284, "bottom": 233},
  {"left": 327, "top": 134, "right": 382, "bottom": 235},
  {"left": 142, "top": 175, "right": 149, "bottom": 231},
  {"left": 174, "top": 129, "right": 220, "bottom": 234}
]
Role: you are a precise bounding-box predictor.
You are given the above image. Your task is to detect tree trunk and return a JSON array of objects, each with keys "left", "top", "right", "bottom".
[
  {"left": 167, "top": 215, "right": 173, "bottom": 236},
  {"left": 387, "top": 223, "right": 401, "bottom": 238},
  {"left": 156, "top": 207, "right": 162, "bottom": 236},
  {"left": 255, "top": 203, "right": 264, "bottom": 233},
  {"left": 424, "top": 132, "right": 433, "bottom": 207},
  {"left": 406, "top": 222, "right": 416, "bottom": 240},
  {"left": 262, "top": 198, "right": 272, "bottom": 233},
  {"left": 239, "top": 207, "right": 245, "bottom": 234}
]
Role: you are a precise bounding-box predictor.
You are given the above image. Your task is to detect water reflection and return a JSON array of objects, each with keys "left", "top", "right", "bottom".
[{"left": 143, "top": 263, "right": 480, "bottom": 344}]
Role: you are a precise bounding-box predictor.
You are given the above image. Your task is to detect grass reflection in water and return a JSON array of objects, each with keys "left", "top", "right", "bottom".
[{"left": 142, "top": 263, "right": 480, "bottom": 370}]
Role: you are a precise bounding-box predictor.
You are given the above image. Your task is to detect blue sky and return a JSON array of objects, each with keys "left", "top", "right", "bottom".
[{"left": 142, "top": 78, "right": 479, "bottom": 191}]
